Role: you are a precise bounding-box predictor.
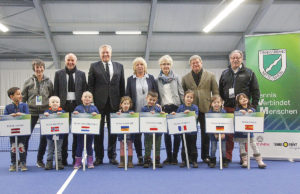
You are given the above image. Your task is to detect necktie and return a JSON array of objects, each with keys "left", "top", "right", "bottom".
[{"left": 105, "top": 62, "right": 110, "bottom": 80}]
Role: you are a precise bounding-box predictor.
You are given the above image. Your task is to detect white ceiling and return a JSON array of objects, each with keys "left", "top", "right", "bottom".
[{"left": 0, "top": 0, "right": 300, "bottom": 67}]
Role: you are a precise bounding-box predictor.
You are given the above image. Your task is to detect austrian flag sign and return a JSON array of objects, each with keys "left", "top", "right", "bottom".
[{"left": 0, "top": 115, "right": 31, "bottom": 137}]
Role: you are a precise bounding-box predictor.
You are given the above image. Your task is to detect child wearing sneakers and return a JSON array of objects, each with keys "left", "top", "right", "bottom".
[
  {"left": 43, "top": 96, "right": 65, "bottom": 170},
  {"left": 73, "top": 91, "right": 99, "bottom": 169},
  {"left": 235, "top": 93, "right": 266, "bottom": 169},
  {"left": 4, "top": 87, "right": 29, "bottom": 172},
  {"left": 142, "top": 91, "right": 165, "bottom": 168},
  {"left": 117, "top": 96, "right": 135, "bottom": 168},
  {"left": 207, "top": 95, "right": 228, "bottom": 168},
  {"left": 174, "top": 90, "right": 199, "bottom": 168}
]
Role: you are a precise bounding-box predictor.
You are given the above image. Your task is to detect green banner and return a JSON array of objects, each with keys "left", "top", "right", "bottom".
[{"left": 245, "top": 32, "right": 300, "bottom": 131}]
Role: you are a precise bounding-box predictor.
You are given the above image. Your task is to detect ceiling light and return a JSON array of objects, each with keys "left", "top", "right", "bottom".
[
  {"left": 115, "top": 31, "right": 142, "bottom": 35},
  {"left": 0, "top": 23, "right": 9, "bottom": 32},
  {"left": 203, "top": 0, "right": 245, "bottom": 33},
  {"left": 72, "top": 31, "right": 99, "bottom": 35}
]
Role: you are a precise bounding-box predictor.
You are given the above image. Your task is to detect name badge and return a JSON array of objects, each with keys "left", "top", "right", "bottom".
[
  {"left": 67, "top": 92, "right": 76, "bottom": 100},
  {"left": 36, "top": 96, "right": 42, "bottom": 106},
  {"left": 229, "top": 88, "right": 235, "bottom": 99}
]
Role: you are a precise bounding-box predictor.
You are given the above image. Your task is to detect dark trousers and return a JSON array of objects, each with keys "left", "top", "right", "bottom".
[
  {"left": 163, "top": 104, "right": 180, "bottom": 159},
  {"left": 10, "top": 136, "right": 27, "bottom": 164},
  {"left": 133, "top": 133, "right": 143, "bottom": 158},
  {"left": 63, "top": 101, "right": 78, "bottom": 163},
  {"left": 181, "top": 133, "right": 198, "bottom": 162},
  {"left": 76, "top": 134, "right": 94, "bottom": 157},
  {"left": 94, "top": 101, "right": 117, "bottom": 160},
  {"left": 25, "top": 115, "right": 47, "bottom": 162},
  {"left": 224, "top": 106, "right": 235, "bottom": 160},
  {"left": 199, "top": 112, "right": 210, "bottom": 160}
]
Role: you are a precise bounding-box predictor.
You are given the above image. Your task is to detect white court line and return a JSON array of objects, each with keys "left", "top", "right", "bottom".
[{"left": 57, "top": 168, "right": 79, "bottom": 194}]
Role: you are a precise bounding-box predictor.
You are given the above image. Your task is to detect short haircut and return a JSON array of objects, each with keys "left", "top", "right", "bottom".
[
  {"left": 120, "top": 96, "right": 133, "bottom": 109},
  {"left": 99, "top": 44, "right": 112, "bottom": 53},
  {"left": 159, "top": 55, "right": 173, "bottom": 66},
  {"left": 49, "top": 96, "right": 60, "bottom": 104},
  {"left": 82, "top": 91, "right": 93, "bottom": 100},
  {"left": 65, "top": 53, "right": 77, "bottom": 62},
  {"left": 147, "top": 91, "right": 158, "bottom": 98},
  {"left": 229, "top": 50, "right": 243, "bottom": 59},
  {"left": 184, "top": 89, "right": 194, "bottom": 97},
  {"left": 7, "top": 87, "right": 20, "bottom": 98},
  {"left": 32, "top": 59, "right": 45, "bottom": 71},
  {"left": 189, "top": 55, "right": 202, "bottom": 64},
  {"left": 132, "top": 57, "right": 148, "bottom": 74}
]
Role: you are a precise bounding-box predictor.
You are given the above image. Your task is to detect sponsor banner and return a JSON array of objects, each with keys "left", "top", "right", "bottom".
[
  {"left": 0, "top": 114, "right": 31, "bottom": 137},
  {"left": 39, "top": 113, "right": 69, "bottom": 135},
  {"left": 167, "top": 111, "right": 197, "bottom": 135},
  {"left": 205, "top": 113, "right": 234, "bottom": 134},
  {"left": 250, "top": 132, "right": 300, "bottom": 159},
  {"left": 139, "top": 112, "right": 167, "bottom": 133},
  {"left": 234, "top": 112, "right": 264, "bottom": 133},
  {"left": 71, "top": 113, "right": 101, "bottom": 134},
  {"left": 110, "top": 113, "right": 139, "bottom": 134},
  {"left": 245, "top": 32, "right": 300, "bottom": 131}
]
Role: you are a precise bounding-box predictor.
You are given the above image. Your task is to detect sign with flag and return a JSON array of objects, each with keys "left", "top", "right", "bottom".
[
  {"left": 0, "top": 115, "right": 31, "bottom": 137},
  {"left": 40, "top": 113, "right": 69, "bottom": 135},
  {"left": 234, "top": 112, "right": 264, "bottom": 133},
  {"left": 110, "top": 113, "right": 139, "bottom": 134},
  {"left": 167, "top": 112, "right": 197, "bottom": 135},
  {"left": 140, "top": 112, "right": 167, "bottom": 133},
  {"left": 71, "top": 113, "right": 101, "bottom": 134},
  {"left": 205, "top": 113, "right": 234, "bottom": 134}
]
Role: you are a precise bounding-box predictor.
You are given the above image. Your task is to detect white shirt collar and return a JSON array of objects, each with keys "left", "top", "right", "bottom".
[{"left": 133, "top": 73, "right": 149, "bottom": 79}]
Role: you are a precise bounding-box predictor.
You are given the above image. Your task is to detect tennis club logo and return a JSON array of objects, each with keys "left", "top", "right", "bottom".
[
  {"left": 51, "top": 126, "right": 59, "bottom": 132},
  {"left": 258, "top": 49, "right": 286, "bottom": 81},
  {"left": 121, "top": 126, "right": 129, "bottom": 131},
  {"left": 81, "top": 126, "right": 90, "bottom": 132}
]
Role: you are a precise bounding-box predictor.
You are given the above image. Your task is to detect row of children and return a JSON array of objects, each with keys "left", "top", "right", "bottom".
[{"left": 5, "top": 86, "right": 266, "bottom": 172}]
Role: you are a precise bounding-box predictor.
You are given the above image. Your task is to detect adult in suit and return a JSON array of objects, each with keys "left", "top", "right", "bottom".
[
  {"left": 88, "top": 44, "right": 125, "bottom": 165},
  {"left": 126, "top": 57, "right": 158, "bottom": 165},
  {"left": 219, "top": 50, "right": 260, "bottom": 162},
  {"left": 53, "top": 53, "right": 87, "bottom": 165},
  {"left": 182, "top": 55, "right": 219, "bottom": 164}
]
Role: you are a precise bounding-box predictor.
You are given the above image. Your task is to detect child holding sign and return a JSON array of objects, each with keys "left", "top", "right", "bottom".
[
  {"left": 142, "top": 91, "right": 164, "bottom": 168},
  {"left": 235, "top": 93, "right": 266, "bottom": 169},
  {"left": 5, "top": 87, "right": 29, "bottom": 172},
  {"left": 43, "top": 96, "right": 65, "bottom": 170},
  {"left": 73, "top": 91, "right": 99, "bottom": 169},
  {"left": 174, "top": 90, "right": 199, "bottom": 168},
  {"left": 207, "top": 95, "right": 228, "bottom": 168},
  {"left": 117, "top": 96, "right": 135, "bottom": 168}
]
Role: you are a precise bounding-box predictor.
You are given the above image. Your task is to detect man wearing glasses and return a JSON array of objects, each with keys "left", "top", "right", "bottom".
[{"left": 219, "top": 49, "right": 260, "bottom": 163}]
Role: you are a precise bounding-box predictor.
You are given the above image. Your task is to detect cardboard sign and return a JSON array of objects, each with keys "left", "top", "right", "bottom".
[
  {"left": 71, "top": 113, "right": 101, "bottom": 134},
  {"left": 110, "top": 113, "right": 139, "bottom": 134},
  {"left": 167, "top": 111, "right": 197, "bottom": 135},
  {"left": 140, "top": 112, "right": 167, "bottom": 133},
  {"left": 0, "top": 114, "right": 31, "bottom": 137},
  {"left": 205, "top": 113, "right": 234, "bottom": 134},
  {"left": 39, "top": 113, "right": 69, "bottom": 135}
]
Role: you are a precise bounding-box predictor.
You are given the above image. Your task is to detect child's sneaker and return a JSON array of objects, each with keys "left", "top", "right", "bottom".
[
  {"left": 87, "top": 156, "right": 94, "bottom": 169},
  {"left": 74, "top": 157, "right": 82, "bottom": 169},
  {"left": 45, "top": 160, "right": 53, "bottom": 170},
  {"left": 20, "top": 163, "right": 28, "bottom": 171},
  {"left": 9, "top": 164, "right": 16, "bottom": 172}
]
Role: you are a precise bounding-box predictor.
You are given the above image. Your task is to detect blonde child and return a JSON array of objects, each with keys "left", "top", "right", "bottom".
[
  {"left": 117, "top": 96, "right": 135, "bottom": 168},
  {"left": 73, "top": 91, "right": 99, "bottom": 169},
  {"left": 43, "top": 96, "right": 65, "bottom": 170},
  {"left": 142, "top": 91, "right": 165, "bottom": 168},
  {"left": 5, "top": 87, "right": 29, "bottom": 172},
  {"left": 207, "top": 95, "right": 228, "bottom": 168},
  {"left": 234, "top": 93, "right": 266, "bottom": 169}
]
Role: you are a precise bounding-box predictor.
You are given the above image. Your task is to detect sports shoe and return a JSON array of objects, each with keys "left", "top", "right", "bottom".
[
  {"left": 36, "top": 161, "right": 45, "bottom": 168},
  {"left": 9, "top": 164, "right": 16, "bottom": 172},
  {"left": 74, "top": 157, "right": 82, "bottom": 169},
  {"left": 87, "top": 156, "right": 94, "bottom": 169},
  {"left": 20, "top": 163, "right": 28, "bottom": 171}
]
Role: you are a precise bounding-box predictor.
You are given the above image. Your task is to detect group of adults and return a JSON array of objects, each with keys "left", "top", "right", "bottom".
[{"left": 21, "top": 44, "right": 260, "bottom": 167}]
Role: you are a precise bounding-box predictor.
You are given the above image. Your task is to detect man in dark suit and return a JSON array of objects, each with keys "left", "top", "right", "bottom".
[
  {"left": 88, "top": 44, "right": 125, "bottom": 165},
  {"left": 54, "top": 53, "right": 87, "bottom": 165}
]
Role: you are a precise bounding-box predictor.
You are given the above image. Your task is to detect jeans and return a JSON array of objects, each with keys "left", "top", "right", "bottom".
[
  {"left": 47, "top": 138, "right": 63, "bottom": 161},
  {"left": 210, "top": 135, "right": 226, "bottom": 158}
]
